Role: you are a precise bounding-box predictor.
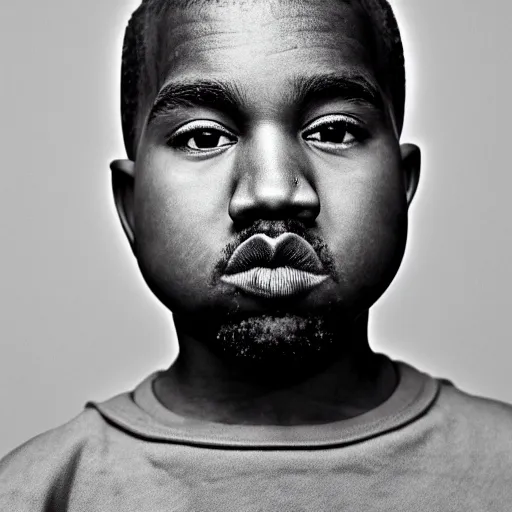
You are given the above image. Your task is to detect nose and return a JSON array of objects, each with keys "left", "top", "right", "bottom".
[{"left": 228, "top": 123, "right": 320, "bottom": 223}]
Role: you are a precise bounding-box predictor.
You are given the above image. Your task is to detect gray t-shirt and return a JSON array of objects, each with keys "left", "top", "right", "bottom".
[{"left": 1, "top": 361, "right": 511, "bottom": 510}]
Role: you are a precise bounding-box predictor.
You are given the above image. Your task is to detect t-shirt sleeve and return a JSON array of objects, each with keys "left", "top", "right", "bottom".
[{"left": 0, "top": 410, "right": 97, "bottom": 511}]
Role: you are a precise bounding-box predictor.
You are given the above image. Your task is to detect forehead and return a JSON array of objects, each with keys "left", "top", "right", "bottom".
[{"left": 143, "top": 0, "right": 379, "bottom": 112}]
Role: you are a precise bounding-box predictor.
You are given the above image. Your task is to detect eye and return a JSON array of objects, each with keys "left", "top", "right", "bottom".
[
  {"left": 302, "top": 114, "right": 367, "bottom": 152},
  {"left": 167, "top": 120, "right": 237, "bottom": 154}
]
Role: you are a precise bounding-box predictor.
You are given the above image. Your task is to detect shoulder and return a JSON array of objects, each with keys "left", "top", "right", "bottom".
[
  {"left": 0, "top": 407, "right": 112, "bottom": 510},
  {"left": 1, "top": 405, "right": 111, "bottom": 467},
  {"left": 436, "top": 380, "right": 512, "bottom": 424},
  {"left": 431, "top": 380, "right": 512, "bottom": 453}
]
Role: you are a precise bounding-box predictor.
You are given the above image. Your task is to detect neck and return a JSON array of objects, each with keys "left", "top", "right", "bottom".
[{"left": 154, "top": 312, "right": 397, "bottom": 426}]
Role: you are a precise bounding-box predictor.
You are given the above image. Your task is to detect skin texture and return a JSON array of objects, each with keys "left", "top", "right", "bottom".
[{"left": 111, "top": 0, "right": 420, "bottom": 425}]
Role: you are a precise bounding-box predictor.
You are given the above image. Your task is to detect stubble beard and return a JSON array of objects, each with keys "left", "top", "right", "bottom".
[
  {"left": 209, "top": 308, "right": 352, "bottom": 377},
  {"left": 203, "top": 220, "right": 347, "bottom": 372}
]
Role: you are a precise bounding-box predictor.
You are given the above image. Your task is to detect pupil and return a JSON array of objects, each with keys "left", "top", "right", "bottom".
[
  {"left": 321, "top": 125, "right": 346, "bottom": 143},
  {"left": 195, "top": 130, "right": 220, "bottom": 148}
]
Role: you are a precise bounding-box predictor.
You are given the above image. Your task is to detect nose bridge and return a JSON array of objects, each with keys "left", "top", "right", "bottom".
[
  {"left": 244, "top": 122, "right": 298, "bottom": 206},
  {"left": 229, "top": 122, "right": 320, "bottom": 222}
]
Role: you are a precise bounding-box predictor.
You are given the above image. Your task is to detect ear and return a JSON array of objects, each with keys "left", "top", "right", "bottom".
[
  {"left": 110, "top": 159, "right": 135, "bottom": 248},
  {"left": 400, "top": 143, "right": 421, "bottom": 207}
]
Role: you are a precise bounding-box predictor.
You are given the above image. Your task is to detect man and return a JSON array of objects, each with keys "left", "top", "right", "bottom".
[{"left": 1, "top": 0, "right": 511, "bottom": 510}]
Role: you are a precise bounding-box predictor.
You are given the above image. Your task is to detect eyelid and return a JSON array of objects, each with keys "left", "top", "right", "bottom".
[
  {"left": 165, "top": 119, "right": 238, "bottom": 158},
  {"left": 302, "top": 113, "right": 362, "bottom": 135},
  {"left": 170, "top": 119, "right": 237, "bottom": 140}
]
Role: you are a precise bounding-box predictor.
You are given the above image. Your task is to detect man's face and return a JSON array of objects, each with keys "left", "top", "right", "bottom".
[{"left": 127, "top": 0, "right": 414, "bottom": 360}]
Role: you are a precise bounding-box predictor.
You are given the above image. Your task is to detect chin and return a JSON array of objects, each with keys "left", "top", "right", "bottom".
[{"left": 212, "top": 310, "right": 346, "bottom": 372}]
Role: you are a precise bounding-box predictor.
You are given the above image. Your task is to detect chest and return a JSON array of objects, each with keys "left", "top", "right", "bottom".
[{"left": 64, "top": 445, "right": 510, "bottom": 511}]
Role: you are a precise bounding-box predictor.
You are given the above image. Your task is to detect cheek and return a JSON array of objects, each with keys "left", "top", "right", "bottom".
[
  {"left": 132, "top": 149, "right": 232, "bottom": 308},
  {"left": 319, "top": 150, "right": 408, "bottom": 300}
]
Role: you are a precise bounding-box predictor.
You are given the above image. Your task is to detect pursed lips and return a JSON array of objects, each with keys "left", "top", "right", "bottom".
[{"left": 221, "top": 233, "right": 329, "bottom": 298}]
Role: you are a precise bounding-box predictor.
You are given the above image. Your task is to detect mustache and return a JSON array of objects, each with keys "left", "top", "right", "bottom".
[{"left": 211, "top": 220, "right": 338, "bottom": 285}]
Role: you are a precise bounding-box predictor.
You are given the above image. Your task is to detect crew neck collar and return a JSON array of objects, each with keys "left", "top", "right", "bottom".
[{"left": 88, "top": 361, "right": 439, "bottom": 449}]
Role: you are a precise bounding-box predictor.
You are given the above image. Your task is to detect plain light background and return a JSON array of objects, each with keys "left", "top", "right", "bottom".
[{"left": 0, "top": 0, "right": 510, "bottom": 457}]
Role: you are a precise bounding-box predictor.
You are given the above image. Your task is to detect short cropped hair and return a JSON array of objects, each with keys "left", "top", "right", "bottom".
[{"left": 120, "top": 0, "right": 405, "bottom": 160}]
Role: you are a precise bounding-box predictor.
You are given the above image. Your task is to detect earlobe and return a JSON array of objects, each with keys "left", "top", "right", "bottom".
[
  {"left": 400, "top": 143, "right": 421, "bottom": 207},
  {"left": 110, "top": 159, "right": 135, "bottom": 248}
]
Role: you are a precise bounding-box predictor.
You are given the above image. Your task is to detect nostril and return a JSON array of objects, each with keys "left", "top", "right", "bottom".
[
  {"left": 229, "top": 193, "right": 320, "bottom": 223},
  {"left": 229, "top": 169, "right": 321, "bottom": 222},
  {"left": 297, "top": 202, "right": 321, "bottom": 221}
]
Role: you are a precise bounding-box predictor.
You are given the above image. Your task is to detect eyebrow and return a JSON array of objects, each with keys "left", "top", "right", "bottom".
[
  {"left": 148, "top": 79, "right": 241, "bottom": 125},
  {"left": 291, "top": 73, "right": 383, "bottom": 112},
  {"left": 147, "top": 72, "right": 382, "bottom": 125}
]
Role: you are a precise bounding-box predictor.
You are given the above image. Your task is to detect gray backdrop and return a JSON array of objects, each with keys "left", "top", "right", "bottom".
[{"left": 0, "top": 0, "right": 510, "bottom": 457}]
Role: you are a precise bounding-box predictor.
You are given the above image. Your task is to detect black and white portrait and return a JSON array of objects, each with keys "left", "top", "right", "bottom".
[{"left": 1, "top": 0, "right": 511, "bottom": 509}]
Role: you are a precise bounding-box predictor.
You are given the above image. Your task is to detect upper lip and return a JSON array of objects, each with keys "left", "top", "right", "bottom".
[{"left": 224, "top": 233, "right": 325, "bottom": 275}]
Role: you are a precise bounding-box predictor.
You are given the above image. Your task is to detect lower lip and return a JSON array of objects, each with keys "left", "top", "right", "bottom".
[{"left": 220, "top": 267, "right": 328, "bottom": 299}]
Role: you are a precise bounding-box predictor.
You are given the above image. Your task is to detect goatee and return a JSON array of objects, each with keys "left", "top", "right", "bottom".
[{"left": 213, "top": 310, "right": 348, "bottom": 373}]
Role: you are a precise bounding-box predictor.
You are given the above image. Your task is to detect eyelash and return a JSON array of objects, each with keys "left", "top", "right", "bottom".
[
  {"left": 166, "top": 120, "right": 237, "bottom": 155},
  {"left": 301, "top": 114, "right": 368, "bottom": 151},
  {"left": 165, "top": 115, "right": 368, "bottom": 156}
]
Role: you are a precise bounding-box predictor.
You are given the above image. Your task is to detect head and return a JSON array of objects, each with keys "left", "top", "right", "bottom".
[{"left": 111, "top": 0, "right": 420, "bottom": 368}]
